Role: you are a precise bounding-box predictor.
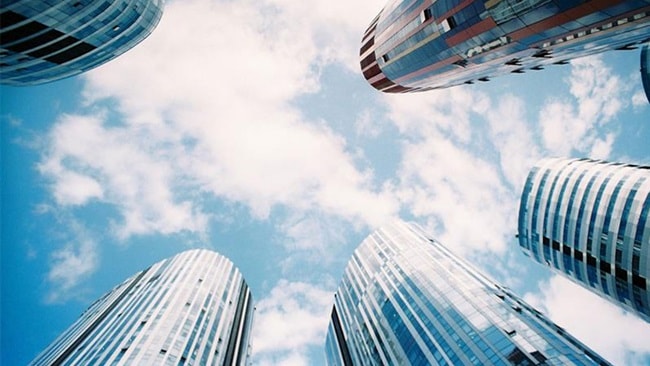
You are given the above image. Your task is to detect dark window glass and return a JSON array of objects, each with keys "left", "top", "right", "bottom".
[
  {"left": 0, "top": 21, "right": 48, "bottom": 45},
  {"left": 27, "top": 36, "right": 78, "bottom": 58},
  {"left": 7, "top": 29, "right": 64, "bottom": 53},
  {"left": 632, "top": 275, "right": 647, "bottom": 288},
  {"left": 45, "top": 42, "right": 96, "bottom": 64},
  {"left": 423, "top": 8, "right": 432, "bottom": 21},
  {"left": 0, "top": 10, "right": 28, "bottom": 28},
  {"left": 599, "top": 261, "right": 611, "bottom": 272}
]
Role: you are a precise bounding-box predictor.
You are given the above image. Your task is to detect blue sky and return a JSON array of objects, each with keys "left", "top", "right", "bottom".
[{"left": 1, "top": 0, "right": 650, "bottom": 365}]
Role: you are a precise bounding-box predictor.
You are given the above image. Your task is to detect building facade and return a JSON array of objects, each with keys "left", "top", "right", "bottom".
[
  {"left": 642, "top": 43, "right": 650, "bottom": 103},
  {"left": 326, "top": 221, "right": 611, "bottom": 365},
  {"left": 1, "top": 0, "right": 163, "bottom": 86},
  {"left": 360, "top": 0, "right": 650, "bottom": 93},
  {"left": 30, "top": 249, "right": 254, "bottom": 366},
  {"left": 518, "top": 157, "right": 650, "bottom": 322}
]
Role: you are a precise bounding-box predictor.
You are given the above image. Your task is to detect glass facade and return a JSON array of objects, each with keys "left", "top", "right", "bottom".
[
  {"left": 642, "top": 43, "right": 650, "bottom": 103},
  {"left": 326, "top": 221, "right": 611, "bottom": 365},
  {"left": 360, "top": 0, "right": 650, "bottom": 92},
  {"left": 519, "top": 157, "right": 650, "bottom": 323},
  {"left": 29, "top": 249, "right": 254, "bottom": 366},
  {"left": 1, "top": 0, "right": 163, "bottom": 86}
]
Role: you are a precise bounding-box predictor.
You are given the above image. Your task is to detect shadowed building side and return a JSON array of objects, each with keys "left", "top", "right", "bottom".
[
  {"left": 326, "top": 221, "right": 612, "bottom": 365},
  {"left": 360, "top": 0, "right": 650, "bottom": 93},
  {"left": 518, "top": 158, "right": 650, "bottom": 323}
]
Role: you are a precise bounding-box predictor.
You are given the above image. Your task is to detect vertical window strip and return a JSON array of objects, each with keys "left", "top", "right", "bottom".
[{"left": 552, "top": 163, "right": 580, "bottom": 244}]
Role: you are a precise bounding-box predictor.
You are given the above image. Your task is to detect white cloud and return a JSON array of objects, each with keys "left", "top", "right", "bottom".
[
  {"left": 46, "top": 221, "right": 99, "bottom": 303},
  {"left": 382, "top": 88, "right": 516, "bottom": 256},
  {"left": 539, "top": 55, "right": 623, "bottom": 158},
  {"left": 383, "top": 87, "right": 490, "bottom": 144},
  {"left": 252, "top": 280, "right": 333, "bottom": 365},
  {"left": 254, "top": 351, "right": 309, "bottom": 366},
  {"left": 395, "top": 131, "right": 515, "bottom": 255},
  {"left": 485, "top": 93, "right": 540, "bottom": 190},
  {"left": 51, "top": 170, "right": 103, "bottom": 206},
  {"left": 262, "top": 0, "right": 384, "bottom": 69},
  {"left": 354, "top": 109, "right": 382, "bottom": 139},
  {"left": 277, "top": 213, "right": 347, "bottom": 252},
  {"left": 524, "top": 275, "right": 650, "bottom": 365},
  {"left": 29, "top": 3, "right": 649, "bottom": 365},
  {"left": 39, "top": 114, "right": 208, "bottom": 239},
  {"left": 31, "top": 0, "right": 400, "bottom": 242},
  {"left": 589, "top": 133, "right": 616, "bottom": 160},
  {"left": 632, "top": 90, "right": 648, "bottom": 108}
]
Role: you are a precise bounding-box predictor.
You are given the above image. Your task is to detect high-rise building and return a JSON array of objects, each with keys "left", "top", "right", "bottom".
[
  {"left": 325, "top": 221, "right": 611, "bottom": 365},
  {"left": 518, "top": 157, "right": 650, "bottom": 322},
  {"left": 642, "top": 43, "right": 650, "bottom": 103},
  {"left": 360, "top": 0, "right": 650, "bottom": 93},
  {"left": 1, "top": 0, "right": 163, "bottom": 86},
  {"left": 29, "top": 249, "right": 254, "bottom": 366}
]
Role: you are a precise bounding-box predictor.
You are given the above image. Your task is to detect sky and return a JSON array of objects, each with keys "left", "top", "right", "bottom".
[{"left": 1, "top": 0, "right": 650, "bottom": 365}]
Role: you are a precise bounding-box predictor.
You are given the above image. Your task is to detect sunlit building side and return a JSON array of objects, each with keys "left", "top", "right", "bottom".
[
  {"left": 1, "top": 0, "right": 163, "bottom": 86},
  {"left": 519, "top": 157, "right": 650, "bottom": 323},
  {"left": 360, "top": 0, "right": 650, "bottom": 93},
  {"left": 30, "top": 249, "right": 254, "bottom": 366},
  {"left": 325, "top": 221, "right": 611, "bottom": 365}
]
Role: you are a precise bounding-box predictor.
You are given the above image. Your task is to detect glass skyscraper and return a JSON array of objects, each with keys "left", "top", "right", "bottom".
[
  {"left": 518, "top": 157, "right": 650, "bottom": 323},
  {"left": 1, "top": 0, "right": 163, "bottom": 86},
  {"left": 326, "top": 221, "right": 611, "bottom": 365},
  {"left": 642, "top": 43, "right": 650, "bottom": 103},
  {"left": 29, "top": 249, "right": 254, "bottom": 366},
  {"left": 360, "top": 0, "right": 650, "bottom": 93}
]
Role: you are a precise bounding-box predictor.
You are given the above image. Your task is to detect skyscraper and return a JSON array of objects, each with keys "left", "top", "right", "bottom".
[
  {"left": 360, "top": 0, "right": 650, "bottom": 93},
  {"left": 642, "top": 43, "right": 650, "bottom": 103},
  {"left": 326, "top": 221, "right": 611, "bottom": 365},
  {"left": 1, "top": 0, "right": 163, "bottom": 86},
  {"left": 518, "top": 157, "right": 650, "bottom": 322},
  {"left": 30, "top": 249, "right": 254, "bottom": 366}
]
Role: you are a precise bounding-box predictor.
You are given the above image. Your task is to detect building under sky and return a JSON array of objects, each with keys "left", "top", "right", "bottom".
[
  {"left": 0, "top": 0, "right": 163, "bottom": 86},
  {"left": 518, "top": 158, "right": 650, "bottom": 323},
  {"left": 360, "top": 0, "right": 650, "bottom": 93},
  {"left": 29, "top": 249, "right": 254, "bottom": 366},
  {"left": 1, "top": 1, "right": 649, "bottom": 365},
  {"left": 325, "top": 221, "right": 611, "bottom": 365},
  {"left": 642, "top": 43, "right": 650, "bottom": 103}
]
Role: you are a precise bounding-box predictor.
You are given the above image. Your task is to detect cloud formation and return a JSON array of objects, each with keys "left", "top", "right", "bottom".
[
  {"left": 29, "top": 0, "right": 649, "bottom": 363},
  {"left": 39, "top": 113, "right": 208, "bottom": 239},
  {"left": 252, "top": 280, "right": 333, "bottom": 366},
  {"left": 382, "top": 88, "right": 521, "bottom": 256},
  {"left": 525, "top": 275, "right": 650, "bottom": 365},
  {"left": 39, "top": 0, "right": 398, "bottom": 244},
  {"left": 539, "top": 56, "right": 623, "bottom": 158},
  {"left": 46, "top": 220, "right": 99, "bottom": 303}
]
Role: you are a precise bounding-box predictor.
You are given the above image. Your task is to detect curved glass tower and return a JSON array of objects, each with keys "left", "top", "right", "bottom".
[
  {"left": 518, "top": 157, "right": 650, "bottom": 323},
  {"left": 326, "top": 221, "right": 611, "bottom": 365},
  {"left": 30, "top": 249, "right": 254, "bottom": 366},
  {"left": 1, "top": 0, "right": 163, "bottom": 86},
  {"left": 360, "top": 0, "right": 650, "bottom": 93},
  {"left": 642, "top": 43, "right": 650, "bottom": 103}
]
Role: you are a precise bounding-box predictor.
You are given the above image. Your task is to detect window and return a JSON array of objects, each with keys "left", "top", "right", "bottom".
[
  {"left": 447, "top": 16, "right": 457, "bottom": 29},
  {"left": 421, "top": 8, "right": 432, "bottom": 23},
  {"left": 440, "top": 17, "right": 456, "bottom": 32},
  {"left": 453, "top": 59, "right": 468, "bottom": 68}
]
